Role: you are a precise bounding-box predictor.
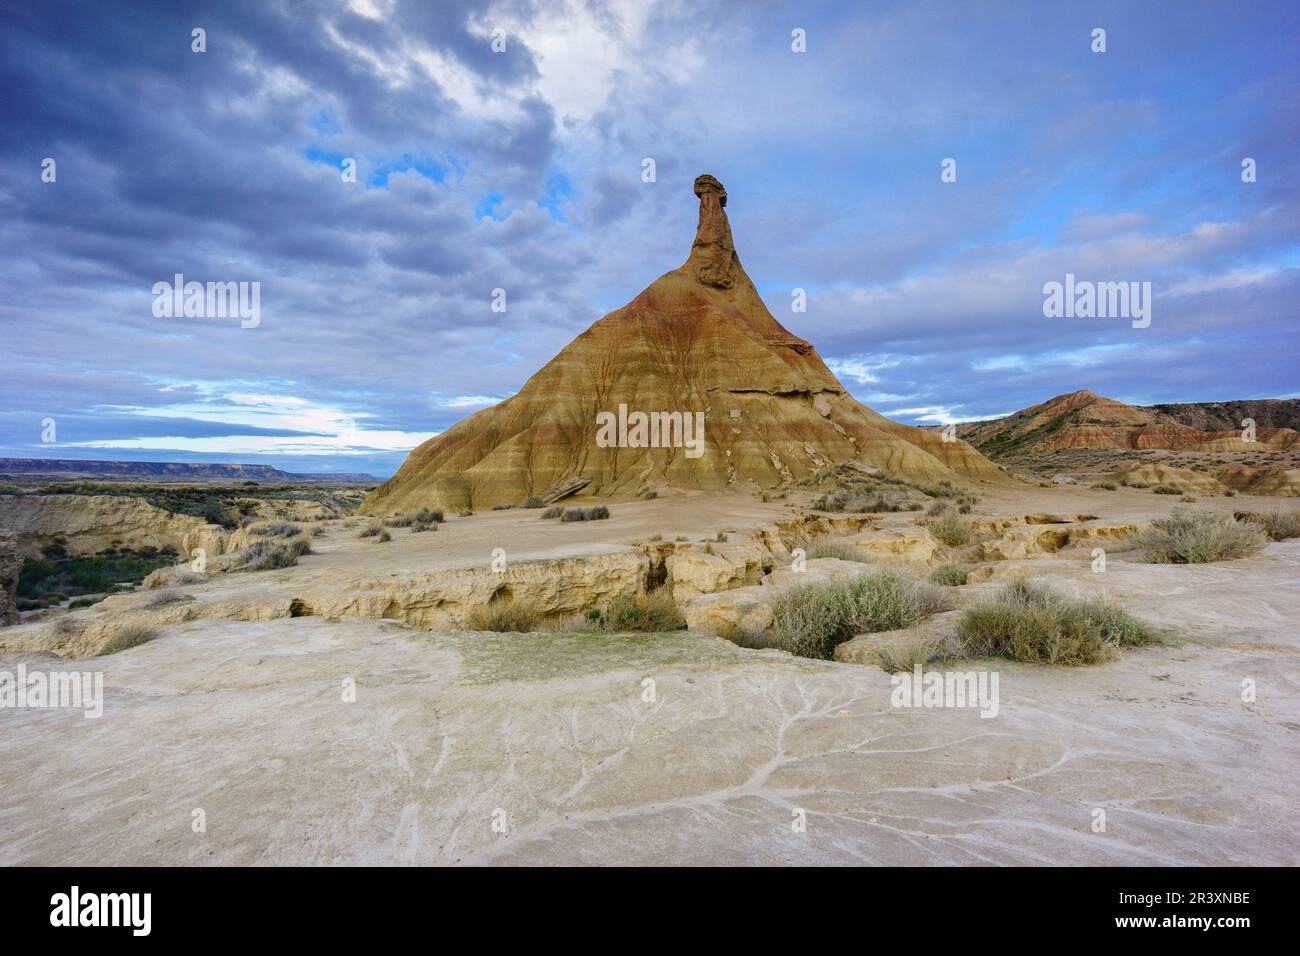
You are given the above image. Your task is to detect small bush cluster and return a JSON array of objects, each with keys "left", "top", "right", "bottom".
[
  {"left": 925, "top": 513, "right": 972, "bottom": 547},
  {"left": 250, "top": 521, "right": 302, "bottom": 537},
  {"left": 561, "top": 506, "right": 610, "bottom": 522},
  {"left": 541, "top": 506, "right": 565, "bottom": 519},
  {"left": 1130, "top": 508, "right": 1267, "bottom": 563},
  {"left": 358, "top": 523, "right": 382, "bottom": 538},
  {"left": 770, "top": 570, "right": 951, "bottom": 660},
  {"left": 957, "top": 578, "right": 1158, "bottom": 665},
  {"left": 468, "top": 599, "right": 539, "bottom": 633},
  {"left": 99, "top": 622, "right": 159, "bottom": 656},
  {"left": 599, "top": 591, "right": 685, "bottom": 632},
  {"left": 523, "top": 497, "right": 545, "bottom": 509},
  {"left": 239, "top": 536, "right": 310, "bottom": 570},
  {"left": 1152, "top": 485, "right": 1180, "bottom": 495},
  {"left": 1240, "top": 510, "right": 1300, "bottom": 541},
  {"left": 928, "top": 563, "right": 969, "bottom": 586},
  {"left": 807, "top": 538, "right": 867, "bottom": 563}
]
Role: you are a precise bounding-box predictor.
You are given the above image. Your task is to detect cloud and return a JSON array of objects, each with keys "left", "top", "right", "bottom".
[{"left": 1, "top": 0, "right": 1296, "bottom": 471}]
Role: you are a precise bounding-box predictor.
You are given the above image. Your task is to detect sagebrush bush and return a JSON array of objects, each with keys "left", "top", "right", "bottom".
[
  {"left": 601, "top": 591, "right": 685, "bottom": 632},
  {"left": 385, "top": 514, "right": 414, "bottom": 527},
  {"left": 926, "top": 513, "right": 972, "bottom": 547},
  {"left": 541, "top": 506, "right": 564, "bottom": 519},
  {"left": 239, "top": 536, "right": 309, "bottom": 570},
  {"left": 358, "top": 523, "right": 382, "bottom": 538},
  {"left": 561, "top": 506, "right": 610, "bottom": 522},
  {"left": 1130, "top": 508, "right": 1267, "bottom": 563},
  {"left": 250, "top": 521, "right": 302, "bottom": 537},
  {"left": 413, "top": 507, "right": 444, "bottom": 524},
  {"left": 1242, "top": 510, "right": 1300, "bottom": 541},
  {"left": 99, "top": 621, "right": 159, "bottom": 656},
  {"left": 770, "top": 570, "right": 950, "bottom": 660},
  {"left": 808, "top": 538, "right": 868, "bottom": 563},
  {"left": 523, "top": 497, "right": 545, "bottom": 509},
  {"left": 1153, "top": 485, "right": 1180, "bottom": 495},
  {"left": 814, "top": 488, "right": 916, "bottom": 513},
  {"left": 929, "top": 563, "right": 969, "bottom": 586},
  {"left": 956, "top": 578, "right": 1158, "bottom": 665},
  {"left": 468, "top": 599, "right": 540, "bottom": 633},
  {"left": 138, "top": 588, "right": 189, "bottom": 608}
]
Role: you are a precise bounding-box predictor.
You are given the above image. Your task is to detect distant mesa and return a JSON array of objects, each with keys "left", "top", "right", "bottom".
[
  {"left": 0, "top": 459, "right": 379, "bottom": 485},
  {"left": 362, "top": 174, "right": 1003, "bottom": 515},
  {"left": 957, "top": 390, "right": 1300, "bottom": 455}
]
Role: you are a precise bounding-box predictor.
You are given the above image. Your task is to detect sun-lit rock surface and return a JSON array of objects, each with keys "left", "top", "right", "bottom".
[{"left": 362, "top": 175, "right": 1003, "bottom": 515}]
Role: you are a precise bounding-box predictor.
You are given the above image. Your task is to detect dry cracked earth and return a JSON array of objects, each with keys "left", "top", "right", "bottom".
[{"left": 2, "top": 531, "right": 1298, "bottom": 866}]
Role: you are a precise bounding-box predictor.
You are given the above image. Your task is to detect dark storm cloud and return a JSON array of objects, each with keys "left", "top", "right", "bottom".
[{"left": 0, "top": 0, "right": 1296, "bottom": 476}]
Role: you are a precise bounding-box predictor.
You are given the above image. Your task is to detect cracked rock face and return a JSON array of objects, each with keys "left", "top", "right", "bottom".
[
  {"left": 3, "top": 541, "right": 1299, "bottom": 866},
  {"left": 0, "top": 533, "right": 21, "bottom": 626},
  {"left": 363, "top": 175, "right": 1002, "bottom": 516}
]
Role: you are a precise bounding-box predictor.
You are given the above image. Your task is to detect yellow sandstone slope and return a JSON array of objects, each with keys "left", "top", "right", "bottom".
[{"left": 363, "top": 175, "right": 1004, "bottom": 515}]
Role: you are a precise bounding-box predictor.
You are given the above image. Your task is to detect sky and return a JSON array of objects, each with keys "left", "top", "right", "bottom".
[{"left": 1, "top": 0, "right": 1297, "bottom": 478}]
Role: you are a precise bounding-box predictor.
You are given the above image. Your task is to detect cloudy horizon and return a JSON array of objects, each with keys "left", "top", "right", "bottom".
[{"left": 3, "top": 0, "right": 1297, "bottom": 479}]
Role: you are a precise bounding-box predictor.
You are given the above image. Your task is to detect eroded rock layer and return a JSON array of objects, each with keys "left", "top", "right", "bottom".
[{"left": 363, "top": 175, "right": 1002, "bottom": 515}]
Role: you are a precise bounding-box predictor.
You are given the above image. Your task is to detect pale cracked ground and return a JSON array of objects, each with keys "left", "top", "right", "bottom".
[{"left": 2, "top": 537, "right": 1298, "bottom": 866}]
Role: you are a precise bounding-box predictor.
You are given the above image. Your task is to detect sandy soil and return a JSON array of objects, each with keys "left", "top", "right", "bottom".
[{"left": 2, "top": 492, "right": 1297, "bottom": 864}]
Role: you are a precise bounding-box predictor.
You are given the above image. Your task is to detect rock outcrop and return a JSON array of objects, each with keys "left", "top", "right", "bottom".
[
  {"left": 959, "top": 389, "right": 1298, "bottom": 455},
  {"left": 363, "top": 174, "right": 1002, "bottom": 515},
  {"left": 0, "top": 494, "right": 229, "bottom": 559},
  {"left": 0, "top": 532, "right": 21, "bottom": 626}
]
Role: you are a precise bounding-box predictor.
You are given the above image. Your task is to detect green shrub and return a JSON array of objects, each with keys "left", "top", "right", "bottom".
[
  {"left": 385, "top": 514, "right": 415, "bottom": 527},
  {"left": 1242, "top": 510, "right": 1300, "bottom": 541},
  {"left": 468, "top": 599, "right": 540, "bottom": 632},
  {"left": 1130, "top": 508, "right": 1267, "bottom": 563},
  {"left": 715, "top": 530, "right": 728, "bottom": 542},
  {"left": 561, "top": 506, "right": 610, "bottom": 522},
  {"left": 413, "top": 507, "right": 444, "bottom": 523},
  {"left": 956, "top": 578, "right": 1158, "bottom": 665},
  {"left": 926, "top": 513, "right": 972, "bottom": 547},
  {"left": 523, "top": 497, "right": 545, "bottom": 509},
  {"left": 807, "top": 538, "right": 868, "bottom": 563},
  {"left": 929, "top": 563, "right": 969, "bottom": 586},
  {"left": 1153, "top": 485, "right": 1180, "bottom": 495},
  {"left": 541, "top": 506, "right": 564, "bottom": 519},
  {"left": 239, "top": 536, "right": 309, "bottom": 570},
  {"left": 250, "top": 521, "right": 302, "bottom": 537},
  {"left": 770, "top": 570, "right": 950, "bottom": 660},
  {"left": 600, "top": 591, "right": 685, "bottom": 632}
]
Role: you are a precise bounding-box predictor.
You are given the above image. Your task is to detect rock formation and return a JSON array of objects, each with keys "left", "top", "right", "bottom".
[
  {"left": 364, "top": 175, "right": 1002, "bottom": 514},
  {"left": 0, "top": 532, "right": 21, "bottom": 626},
  {"left": 959, "top": 389, "right": 1299, "bottom": 455}
]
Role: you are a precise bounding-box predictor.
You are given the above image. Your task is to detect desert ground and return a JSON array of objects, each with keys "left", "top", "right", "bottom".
[{"left": 2, "top": 482, "right": 1298, "bottom": 865}]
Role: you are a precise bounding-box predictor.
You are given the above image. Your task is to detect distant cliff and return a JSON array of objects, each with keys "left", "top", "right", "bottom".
[{"left": 0, "top": 458, "right": 378, "bottom": 484}]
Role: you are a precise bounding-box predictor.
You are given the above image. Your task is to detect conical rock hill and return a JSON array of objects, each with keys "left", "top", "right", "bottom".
[{"left": 362, "top": 174, "right": 1003, "bottom": 514}]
